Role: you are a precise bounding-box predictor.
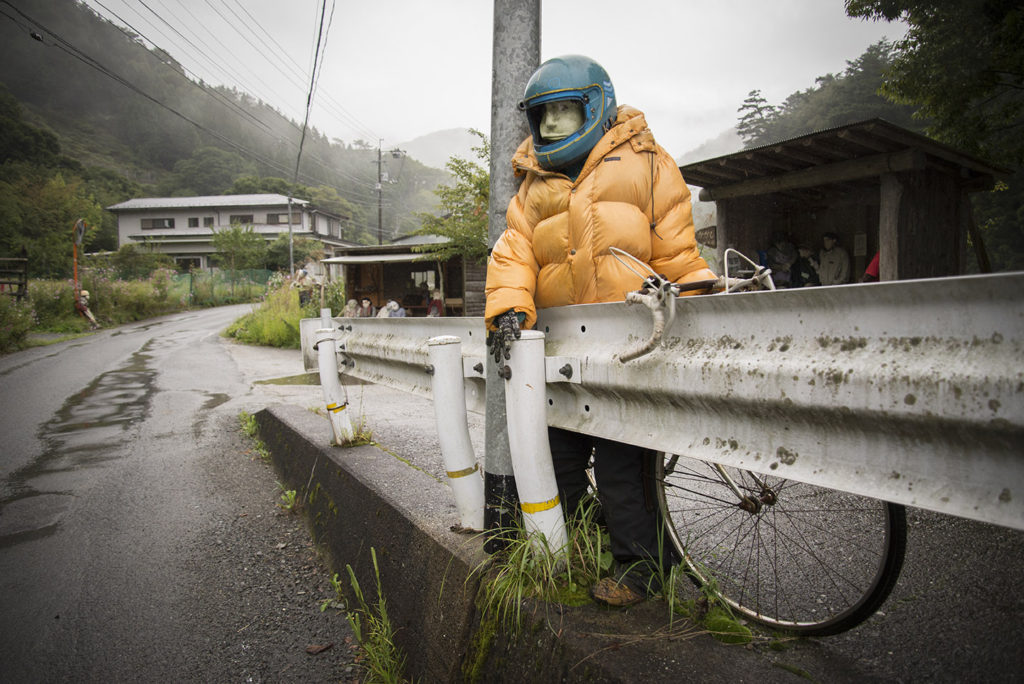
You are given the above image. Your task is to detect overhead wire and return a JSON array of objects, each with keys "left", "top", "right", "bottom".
[
  {"left": 294, "top": 0, "right": 331, "bottom": 184},
  {"left": 222, "top": 0, "right": 377, "bottom": 142},
  {"left": 2, "top": 0, "right": 415, "bottom": 214},
  {"left": 85, "top": 0, "right": 275, "bottom": 134},
  {"left": 0, "top": 0, "right": 371, "bottom": 198},
  {"left": 99, "top": 0, "right": 380, "bottom": 193}
]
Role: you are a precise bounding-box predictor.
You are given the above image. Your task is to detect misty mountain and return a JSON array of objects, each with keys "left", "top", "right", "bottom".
[
  {"left": 676, "top": 127, "right": 743, "bottom": 166},
  {"left": 0, "top": 0, "right": 453, "bottom": 244},
  {"left": 400, "top": 128, "right": 482, "bottom": 170}
]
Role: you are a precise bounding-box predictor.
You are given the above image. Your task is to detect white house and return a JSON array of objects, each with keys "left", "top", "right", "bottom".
[{"left": 107, "top": 194, "right": 354, "bottom": 271}]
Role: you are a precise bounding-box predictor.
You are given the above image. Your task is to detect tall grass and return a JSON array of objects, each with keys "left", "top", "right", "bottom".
[
  {"left": 223, "top": 275, "right": 347, "bottom": 349},
  {"left": 224, "top": 283, "right": 305, "bottom": 348},
  {"left": 0, "top": 295, "right": 36, "bottom": 352},
  {"left": 475, "top": 496, "right": 613, "bottom": 633}
]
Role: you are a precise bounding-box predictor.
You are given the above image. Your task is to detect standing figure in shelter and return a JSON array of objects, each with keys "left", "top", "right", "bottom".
[
  {"left": 818, "top": 232, "right": 850, "bottom": 285},
  {"left": 341, "top": 299, "right": 359, "bottom": 317},
  {"left": 485, "top": 55, "right": 716, "bottom": 607},
  {"left": 427, "top": 289, "right": 444, "bottom": 317}
]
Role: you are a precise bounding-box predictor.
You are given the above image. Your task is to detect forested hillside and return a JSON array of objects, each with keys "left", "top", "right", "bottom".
[
  {"left": 0, "top": 0, "right": 449, "bottom": 276},
  {"left": 737, "top": 26, "right": 1023, "bottom": 273}
]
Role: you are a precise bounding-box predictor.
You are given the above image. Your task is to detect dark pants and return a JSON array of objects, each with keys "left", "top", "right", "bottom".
[{"left": 548, "top": 427, "right": 677, "bottom": 591}]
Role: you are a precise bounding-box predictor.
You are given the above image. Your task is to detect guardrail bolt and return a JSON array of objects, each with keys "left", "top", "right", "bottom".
[
  {"left": 473, "top": 362, "right": 484, "bottom": 374},
  {"left": 499, "top": 364, "right": 512, "bottom": 380},
  {"left": 558, "top": 363, "right": 573, "bottom": 379}
]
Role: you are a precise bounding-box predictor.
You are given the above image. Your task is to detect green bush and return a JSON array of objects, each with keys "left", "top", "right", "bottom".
[
  {"left": 224, "top": 284, "right": 302, "bottom": 348},
  {"left": 27, "top": 279, "right": 85, "bottom": 332},
  {"left": 0, "top": 295, "right": 36, "bottom": 352}
]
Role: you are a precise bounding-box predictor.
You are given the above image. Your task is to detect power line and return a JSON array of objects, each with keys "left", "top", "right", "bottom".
[
  {"left": 221, "top": 0, "right": 377, "bottom": 143},
  {"left": 82, "top": 0, "right": 381, "bottom": 191},
  {"left": 1, "top": 1, "right": 409, "bottom": 216},
  {"left": 85, "top": 0, "right": 276, "bottom": 135},
  {"left": 294, "top": 0, "right": 332, "bottom": 185},
  {"left": 0, "top": 2, "right": 341, "bottom": 192}
]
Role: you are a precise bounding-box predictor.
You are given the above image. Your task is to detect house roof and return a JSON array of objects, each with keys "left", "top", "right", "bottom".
[
  {"left": 679, "top": 119, "right": 1008, "bottom": 202},
  {"left": 107, "top": 194, "right": 310, "bottom": 211}
]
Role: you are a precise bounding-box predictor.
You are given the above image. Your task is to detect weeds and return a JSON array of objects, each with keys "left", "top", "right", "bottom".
[
  {"left": 237, "top": 411, "right": 271, "bottom": 462},
  {"left": 320, "top": 572, "right": 346, "bottom": 612},
  {"left": 346, "top": 548, "right": 408, "bottom": 683},
  {"left": 338, "top": 414, "right": 374, "bottom": 448},
  {"left": 276, "top": 481, "right": 298, "bottom": 512},
  {"left": 474, "top": 495, "right": 611, "bottom": 634},
  {"left": 239, "top": 410, "right": 259, "bottom": 438}
]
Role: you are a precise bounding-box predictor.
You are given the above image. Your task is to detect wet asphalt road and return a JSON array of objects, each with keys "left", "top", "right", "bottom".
[
  {"left": 1, "top": 306, "right": 1023, "bottom": 682},
  {"left": 0, "top": 306, "right": 359, "bottom": 682}
]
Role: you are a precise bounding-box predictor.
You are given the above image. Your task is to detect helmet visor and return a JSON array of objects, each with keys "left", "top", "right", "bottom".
[
  {"left": 526, "top": 97, "right": 586, "bottom": 145},
  {"left": 537, "top": 101, "right": 585, "bottom": 143}
]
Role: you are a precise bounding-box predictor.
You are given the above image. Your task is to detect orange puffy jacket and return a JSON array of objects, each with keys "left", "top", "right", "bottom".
[{"left": 485, "top": 105, "right": 716, "bottom": 331}]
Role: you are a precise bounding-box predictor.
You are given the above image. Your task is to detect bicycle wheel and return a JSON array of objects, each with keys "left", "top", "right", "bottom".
[{"left": 657, "top": 453, "right": 906, "bottom": 636}]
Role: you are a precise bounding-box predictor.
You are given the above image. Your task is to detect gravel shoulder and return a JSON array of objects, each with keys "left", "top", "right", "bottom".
[{"left": 184, "top": 409, "right": 362, "bottom": 683}]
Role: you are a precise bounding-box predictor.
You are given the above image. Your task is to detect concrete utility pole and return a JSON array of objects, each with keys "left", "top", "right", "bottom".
[{"left": 484, "top": 0, "right": 540, "bottom": 551}]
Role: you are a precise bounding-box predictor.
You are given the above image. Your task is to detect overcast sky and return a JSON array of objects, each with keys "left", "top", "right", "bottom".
[{"left": 82, "top": 0, "right": 906, "bottom": 158}]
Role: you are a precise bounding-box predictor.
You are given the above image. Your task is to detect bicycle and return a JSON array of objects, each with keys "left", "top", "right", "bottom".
[{"left": 612, "top": 247, "right": 908, "bottom": 635}]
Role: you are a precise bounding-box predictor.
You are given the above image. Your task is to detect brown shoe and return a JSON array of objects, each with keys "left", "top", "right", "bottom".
[{"left": 590, "top": 577, "right": 646, "bottom": 607}]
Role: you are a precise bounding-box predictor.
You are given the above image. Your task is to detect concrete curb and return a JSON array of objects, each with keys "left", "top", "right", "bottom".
[{"left": 256, "top": 404, "right": 871, "bottom": 683}]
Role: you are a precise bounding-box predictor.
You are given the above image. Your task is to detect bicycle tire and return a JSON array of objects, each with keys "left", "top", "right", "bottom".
[{"left": 657, "top": 453, "right": 906, "bottom": 636}]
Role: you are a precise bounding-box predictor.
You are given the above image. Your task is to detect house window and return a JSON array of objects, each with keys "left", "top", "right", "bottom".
[
  {"left": 203, "top": 217, "right": 214, "bottom": 227},
  {"left": 229, "top": 214, "right": 254, "bottom": 224},
  {"left": 188, "top": 217, "right": 199, "bottom": 228},
  {"left": 141, "top": 218, "right": 174, "bottom": 229},
  {"left": 266, "top": 213, "right": 301, "bottom": 225}
]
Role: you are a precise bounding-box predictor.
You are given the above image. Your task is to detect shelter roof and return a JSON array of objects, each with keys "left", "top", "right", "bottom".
[{"left": 680, "top": 119, "right": 1008, "bottom": 202}]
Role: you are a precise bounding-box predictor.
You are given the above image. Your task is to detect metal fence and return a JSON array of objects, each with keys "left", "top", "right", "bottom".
[{"left": 301, "top": 272, "right": 1024, "bottom": 531}]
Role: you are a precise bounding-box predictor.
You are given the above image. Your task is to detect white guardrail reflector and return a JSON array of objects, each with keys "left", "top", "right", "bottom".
[{"left": 300, "top": 272, "right": 1024, "bottom": 530}]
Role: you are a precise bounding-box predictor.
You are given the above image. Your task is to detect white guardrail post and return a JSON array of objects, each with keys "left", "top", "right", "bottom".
[
  {"left": 314, "top": 309, "right": 354, "bottom": 445},
  {"left": 427, "top": 336, "right": 485, "bottom": 531},
  {"left": 502, "top": 330, "right": 568, "bottom": 553}
]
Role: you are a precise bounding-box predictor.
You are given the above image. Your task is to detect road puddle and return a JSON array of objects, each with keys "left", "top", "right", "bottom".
[{"left": 0, "top": 344, "right": 157, "bottom": 549}]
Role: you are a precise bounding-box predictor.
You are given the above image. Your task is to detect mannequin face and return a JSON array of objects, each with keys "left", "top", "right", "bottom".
[{"left": 539, "top": 101, "right": 584, "bottom": 142}]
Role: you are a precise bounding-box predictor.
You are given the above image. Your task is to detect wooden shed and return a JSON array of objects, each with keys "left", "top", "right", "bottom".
[
  {"left": 680, "top": 119, "right": 1006, "bottom": 282},
  {"left": 321, "top": 234, "right": 486, "bottom": 316}
]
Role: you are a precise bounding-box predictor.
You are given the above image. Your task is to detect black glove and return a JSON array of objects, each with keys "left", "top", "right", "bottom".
[{"left": 488, "top": 310, "right": 522, "bottom": 364}]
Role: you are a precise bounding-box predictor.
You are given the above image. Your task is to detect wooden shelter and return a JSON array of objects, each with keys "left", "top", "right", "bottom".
[
  {"left": 680, "top": 119, "right": 1006, "bottom": 282},
  {"left": 321, "top": 234, "right": 486, "bottom": 316}
]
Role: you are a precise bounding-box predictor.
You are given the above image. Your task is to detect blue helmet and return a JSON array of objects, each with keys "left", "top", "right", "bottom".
[{"left": 519, "top": 55, "right": 617, "bottom": 171}]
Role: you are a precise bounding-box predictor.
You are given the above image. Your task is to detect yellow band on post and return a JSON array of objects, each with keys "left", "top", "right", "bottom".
[
  {"left": 520, "top": 495, "right": 560, "bottom": 514},
  {"left": 326, "top": 403, "right": 348, "bottom": 413},
  {"left": 446, "top": 464, "right": 479, "bottom": 479}
]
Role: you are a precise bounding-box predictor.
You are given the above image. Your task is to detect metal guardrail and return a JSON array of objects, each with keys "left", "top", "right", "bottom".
[{"left": 301, "top": 272, "right": 1024, "bottom": 531}]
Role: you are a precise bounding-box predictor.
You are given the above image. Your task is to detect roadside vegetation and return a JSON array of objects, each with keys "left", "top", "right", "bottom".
[{"left": 224, "top": 275, "right": 347, "bottom": 349}]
